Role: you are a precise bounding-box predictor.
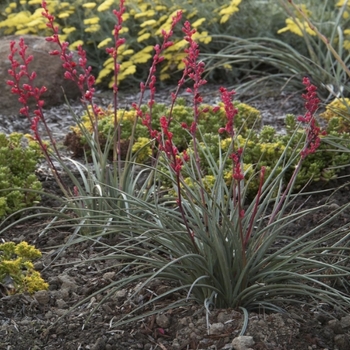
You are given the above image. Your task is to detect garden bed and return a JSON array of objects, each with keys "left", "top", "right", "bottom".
[{"left": 1, "top": 87, "right": 350, "bottom": 349}]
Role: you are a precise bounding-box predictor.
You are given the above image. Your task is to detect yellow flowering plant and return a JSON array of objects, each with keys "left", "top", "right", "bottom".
[
  {"left": 320, "top": 97, "right": 350, "bottom": 132},
  {"left": 64, "top": 98, "right": 261, "bottom": 159},
  {"left": 203, "top": 0, "right": 350, "bottom": 97},
  {"left": 277, "top": 0, "right": 350, "bottom": 94},
  {"left": 0, "top": 241, "right": 48, "bottom": 295},
  {"left": 2, "top": 0, "right": 292, "bottom": 88},
  {"left": 0, "top": 0, "right": 218, "bottom": 86}
]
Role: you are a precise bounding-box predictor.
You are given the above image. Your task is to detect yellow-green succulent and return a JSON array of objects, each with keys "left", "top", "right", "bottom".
[{"left": 0, "top": 241, "right": 48, "bottom": 295}]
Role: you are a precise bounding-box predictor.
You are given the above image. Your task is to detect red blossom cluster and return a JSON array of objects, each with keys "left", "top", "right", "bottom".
[
  {"left": 7, "top": 38, "right": 47, "bottom": 146},
  {"left": 132, "top": 11, "right": 185, "bottom": 175},
  {"left": 42, "top": 1, "right": 95, "bottom": 104},
  {"left": 159, "top": 116, "right": 189, "bottom": 175},
  {"left": 7, "top": 35, "right": 65, "bottom": 188},
  {"left": 218, "top": 87, "right": 237, "bottom": 137},
  {"left": 179, "top": 21, "right": 208, "bottom": 135},
  {"left": 216, "top": 86, "right": 244, "bottom": 181},
  {"left": 297, "top": 77, "right": 326, "bottom": 159},
  {"left": 230, "top": 148, "right": 244, "bottom": 181},
  {"left": 105, "top": 0, "right": 126, "bottom": 95}
]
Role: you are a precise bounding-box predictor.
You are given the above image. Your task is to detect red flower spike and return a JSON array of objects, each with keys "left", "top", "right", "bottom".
[
  {"left": 218, "top": 87, "right": 237, "bottom": 137},
  {"left": 42, "top": 2, "right": 96, "bottom": 105},
  {"left": 298, "top": 77, "right": 325, "bottom": 159}
]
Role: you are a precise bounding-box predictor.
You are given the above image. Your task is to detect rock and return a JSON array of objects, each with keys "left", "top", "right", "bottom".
[
  {"left": 91, "top": 336, "right": 107, "bottom": 350},
  {"left": 114, "top": 289, "right": 127, "bottom": 298},
  {"left": 341, "top": 315, "right": 350, "bottom": 329},
  {"left": 55, "top": 298, "right": 67, "bottom": 309},
  {"left": 231, "top": 335, "right": 255, "bottom": 350},
  {"left": 328, "top": 319, "right": 344, "bottom": 334},
  {"left": 0, "top": 35, "right": 80, "bottom": 115},
  {"left": 156, "top": 313, "right": 171, "bottom": 328},
  {"left": 209, "top": 322, "right": 225, "bottom": 334},
  {"left": 103, "top": 271, "right": 115, "bottom": 280},
  {"left": 33, "top": 290, "right": 50, "bottom": 305},
  {"left": 171, "top": 339, "right": 181, "bottom": 350},
  {"left": 58, "top": 273, "right": 78, "bottom": 292},
  {"left": 334, "top": 334, "right": 350, "bottom": 350}
]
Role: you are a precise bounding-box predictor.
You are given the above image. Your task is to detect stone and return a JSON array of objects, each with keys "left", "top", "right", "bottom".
[
  {"left": 341, "top": 315, "right": 350, "bottom": 329},
  {"left": 55, "top": 298, "right": 67, "bottom": 309},
  {"left": 34, "top": 290, "right": 50, "bottom": 305},
  {"left": 334, "top": 334, "right": 350, "bottom": 350},
  {"left": 91, "top": 336, "right": 107, "bottom": 350},
  {"left": 328, "top": 319, "right": 344, "bottom": 334},
  {"left": 103, "top": 271, "right": 115, "bottom": 280},
  {"left": 209, "top": 322, "right": 225, "bottom": 334},
  {"left": 0, "top": 35, "right": 80, "bottom": 115},
  {"left": 58, "top": 273, "right": 78, "bottom": 292},
  {"left": 156, "top": 313, "right": 171, "bottom": 328},
  {"left": 231, "top": 335, "right": 255, "bottom": 350}
]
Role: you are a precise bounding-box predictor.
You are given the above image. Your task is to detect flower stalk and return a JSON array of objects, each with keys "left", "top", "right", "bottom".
[
  {"left": 7, "top": 37, "right": 68, "bottom": 194},
  {"left": 269, "top": 76, "right": 325, "bottom": 224}
]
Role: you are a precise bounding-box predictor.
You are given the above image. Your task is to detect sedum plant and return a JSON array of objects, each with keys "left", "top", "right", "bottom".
[
  {"left": 4, "top": 0, "right": 350, "bottom": 331},
  {"left": 0, "top": 132, "right": 42, "bottom": 220},
  {"left": 320, "top": 97, "right": 350, "bottom": 132},
  {"left": 64, "top": 97, "right": 350, "bottom": 197},
  {"left": 0, "top": 241, "right": 48, "bottom": 295},
  {"left": 64, "top": 98, "right": 261, "bottom": 157}
]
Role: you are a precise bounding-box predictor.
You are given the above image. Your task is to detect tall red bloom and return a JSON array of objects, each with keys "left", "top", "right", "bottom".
[
  {"left": 297, "top": 77, "right": 326, "bottom": 159},
  {"left": 42, "top": 1, "right": 95, "bottom": 104},
  {"left": 218, "top": 87, "right": 237, "bottom": 137}
]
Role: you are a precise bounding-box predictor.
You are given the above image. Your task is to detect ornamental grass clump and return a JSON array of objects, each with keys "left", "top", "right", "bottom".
[
  {"left": 3, "top": 0, "right": 350, "bottom": 330},
  {"left": 204, "top": 0, "right": 350, "bottom": 98}
]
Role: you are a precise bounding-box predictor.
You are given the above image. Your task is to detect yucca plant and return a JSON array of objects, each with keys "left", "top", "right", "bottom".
[{"left": 2, "top": 0, "right": 350, "bottom": 334}]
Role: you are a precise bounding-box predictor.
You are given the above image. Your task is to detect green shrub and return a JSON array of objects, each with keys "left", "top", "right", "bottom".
[
  {"left": 64, "top": 98, "right": 261, "bottom": 157},
  {"left": 64, "top": 98, "right": 350, "bottom": 197},
  {"left": 0, "top": 133, "right": 43, "bottom": 220},
  {"left": 0, "top": 241, "right": 48, "bottom": 294}
]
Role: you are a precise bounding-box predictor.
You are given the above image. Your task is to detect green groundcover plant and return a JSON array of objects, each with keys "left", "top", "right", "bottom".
[
  {"left": 0, "top": 241, "right": 48, "bottom": 295},
  {"left": 0, "top": 132, "right": 42, "bottom": 220},
  {"left": 64, "top": 96, "right": 350, "bottom": 197},
  {"left": 2, "top": 0, "right": 350, "bottom": 331}
]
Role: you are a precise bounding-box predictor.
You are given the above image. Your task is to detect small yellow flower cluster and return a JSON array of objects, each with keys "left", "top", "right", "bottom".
[
  {"left": 0, "top": 1, "right": 73, "bottom": 41},
  {"left": 337, "top": 0, "right": 350, "bottom": 18},
  {"left": 0, "top": 241, "right": 48, "bottom": 295},
  {"left": 216, "top": 0, "right": 242, "bottom": 24},
  {"left": 278, "top": 1, "right": 350, "bottom": 52},
  {"left": 71, "top": 105, "right": 137, "bottom": 136},
  {"left": 320, "top": 98, "right": 350, "bottom": 132},
  {"left": 278, "top": 4, "right": 315, "bottom": 37},
  {"left": 132, "top": 137, "right": 152, "bottom": 163},
  {"left": 336, "top": 0, "right": 350, "bottom": 50}
]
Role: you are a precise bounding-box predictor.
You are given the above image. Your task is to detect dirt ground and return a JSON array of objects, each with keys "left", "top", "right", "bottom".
[{"left": 1, "top": 88, "right": 350, "bottom": 350}]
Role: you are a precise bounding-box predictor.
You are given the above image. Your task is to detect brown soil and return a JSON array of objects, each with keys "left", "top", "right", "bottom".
[{"left": 1, "top": 88, "right": 350, "bottom": 350}]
